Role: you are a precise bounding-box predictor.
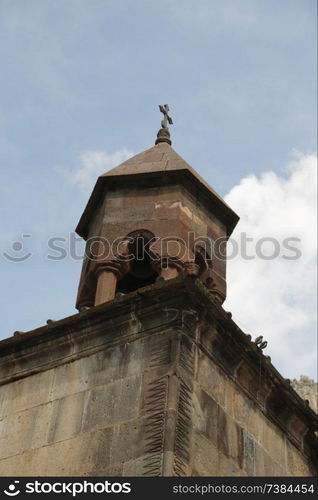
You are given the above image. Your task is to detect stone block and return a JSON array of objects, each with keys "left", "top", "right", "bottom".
[
  {"left": 0, "top": 447, "right": 46, "bottom": 476},
  {"left": 110, "top": 420, "right": 143, "bottom": 464},
  {"left": 1, "top": 369, "right": 54, "bottom": 418},
  {"left": 192, "top": 389, "right": 218, "bottom": 446},
  {"left": 232, "top": 388, "right": 263, "bottom": 443},
  {"left": 84, "top": 463, "right": 123, "bottom": 476},
  {"left": 49, "top": 362, "right": 87, "bottom": 402},
  {"left": 49, "top": 340, "right": 145, "bottom": 403},
  {"left": 0, "top": 402, "right": 54, "bottom": 459},
  {"left": 243, "top": 430, "right": 255, "bottom": 476},
  {"left": 0, "top": 383, "right": 10, "bottom": 420},
  {"left": 123, "top": 456, "right": 145, "bottom": 476},
  {"left": 286, "top": 441, "right": 313, "bottom": 476},
  {"left": 217, "top": 451, "right": 243, "bottom": 476},
  {"left": 192, "top": 431, "right": 219, "bottom": 476},
  {"left": 226, "top": 415, "right": 243, "bottom": 466},
  {"left": 254, "top": 442, "right": 285, "bottom": 476},
  {"left": 47, "top": 391, "right": 87, "bottom": 443},
  {"left": 0, "top": 452, "right": 23, "bottom": 475},
  {"left": 196, "top": 354, "right": 226, "bottom": 408},
  {"left": 38, "top": 427, "right": 113, "bottom": 476},
  {"left": 82, "top": 376, "right": 141, "bottom": 432},
  {"left": 261, "top": 419, "right": 286, "bottom": 469}
]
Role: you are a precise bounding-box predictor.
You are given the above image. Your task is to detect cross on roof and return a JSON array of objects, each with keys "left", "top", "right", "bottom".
[{"left": 159, "top": 104, "right": 173, "bottom": 129}]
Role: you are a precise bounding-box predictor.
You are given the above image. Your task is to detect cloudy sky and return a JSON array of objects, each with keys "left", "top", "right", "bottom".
[{"left": 0, "top": 0, "right": 316, "bottom": 380}]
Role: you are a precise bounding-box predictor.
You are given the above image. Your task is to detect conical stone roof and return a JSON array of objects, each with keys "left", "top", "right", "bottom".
[
  {"left": 103, "top": 142, "right": 227, "bottom": 207},
  {"left": 76, "top": 142, "right": 239, "bottom": 238}
]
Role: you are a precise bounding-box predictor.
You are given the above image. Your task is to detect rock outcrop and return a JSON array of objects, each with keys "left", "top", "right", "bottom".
[{"left": 292, "top": 376, "right": 318, "bottom": 413}]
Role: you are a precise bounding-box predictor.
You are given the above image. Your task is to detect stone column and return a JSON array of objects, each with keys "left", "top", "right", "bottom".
[
  {"left": 95, "top": 268, "right": 117, "bottom": 305},
  {"left": 93, "top": 261, "right": 125, "bottom": 306}
]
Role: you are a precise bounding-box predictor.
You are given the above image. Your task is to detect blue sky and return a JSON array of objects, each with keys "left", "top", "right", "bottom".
[{"left": 0, "top": 0, "right": 316, "bottom": 379}]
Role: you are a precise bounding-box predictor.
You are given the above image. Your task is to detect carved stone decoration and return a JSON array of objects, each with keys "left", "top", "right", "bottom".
[
  {"left": 173, "top": 378, "right": 193, "bottom": 476},
  {"left": 142, "top": 376, "right": 168, "bottom": 476}
]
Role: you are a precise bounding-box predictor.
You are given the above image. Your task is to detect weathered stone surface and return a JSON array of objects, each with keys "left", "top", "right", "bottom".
[
  {"left": 0, "top": 369, "right": 54, "bottom": 419},
  {"left": 243, "top": 430, "right": 256, "bottom": 476},
  {"left": 0, "top": 402, "right": 53, "bottom": 459},
  {"left": 0, "top": 278, "right": 316, "bottom": 476},
  {"left": 48, "top": 392, "right": 87, "bottom": 443},
  {"left": 292, "top": 376, "right": 318, "bottom": 413},
  {"left": 82, "top": 376, "right": 141, "bottom": 432}
]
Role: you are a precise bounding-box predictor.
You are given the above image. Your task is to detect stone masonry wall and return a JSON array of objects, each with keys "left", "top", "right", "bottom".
[
  {"left": 192, "top": 346, "right": 313, "bottom": 475},
  {"left": 0, "top": 329, "right": 175, "bottom": 475},
  {"left": 0, "top": 278, "right": 316, "bottom": 476}
]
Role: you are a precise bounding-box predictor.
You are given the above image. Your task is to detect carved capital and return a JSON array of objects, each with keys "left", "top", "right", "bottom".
[{"left": 91, "top": 258, "right": 131, "bottom": 280}]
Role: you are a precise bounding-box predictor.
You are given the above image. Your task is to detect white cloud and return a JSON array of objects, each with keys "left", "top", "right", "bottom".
[
  {"left": 62, "top": 149, "right": 134, "bottom": 192},
  {"left": 224, "top": 151, "right": 317, "bottom": 380}
]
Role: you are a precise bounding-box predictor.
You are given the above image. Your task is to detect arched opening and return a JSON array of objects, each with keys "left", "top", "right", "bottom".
[{"left": 116, "top": 230, "right": 158, "bottom": 294}]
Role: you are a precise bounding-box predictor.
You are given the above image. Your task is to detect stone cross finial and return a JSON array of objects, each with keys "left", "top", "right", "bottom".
[
  {"left": 156, "top": 104, "right": 173, "bottom": 145},
  {"left": 159, "top": 104, "right": 173, "bottom": 129}
]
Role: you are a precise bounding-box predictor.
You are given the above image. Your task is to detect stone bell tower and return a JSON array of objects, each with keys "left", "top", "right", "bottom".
[
  {"left": 0, "top": 106, "right": 316, "bottom": 477},
  {"left": 75, "top": 105, "right": 238, "bottom": 310}
]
